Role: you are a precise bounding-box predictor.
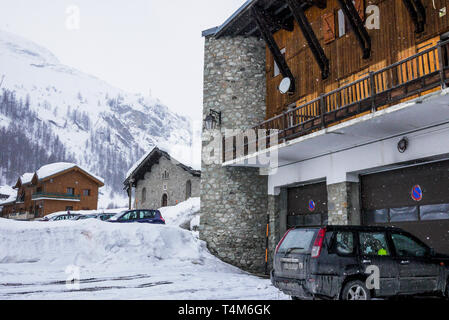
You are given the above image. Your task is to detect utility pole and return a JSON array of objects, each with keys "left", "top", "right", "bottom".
[{"left": 128, "top": 179, "right": 134, "bottom": 210}]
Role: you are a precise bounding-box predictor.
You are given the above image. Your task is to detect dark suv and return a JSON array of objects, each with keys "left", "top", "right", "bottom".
[
  {"left": 271, "top": 226, "right": 449, "bottom": 300},
  {"left": 108, "top": 209, "right": 165, "bottom": 224}
]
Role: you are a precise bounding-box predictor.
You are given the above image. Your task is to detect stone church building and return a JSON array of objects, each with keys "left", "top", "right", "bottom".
[
  {"left": 124, "top": 147, "right": 201, "bottom": 209},
  {"left": 200, "top": 0, "right": 449, "bottom": 274}
]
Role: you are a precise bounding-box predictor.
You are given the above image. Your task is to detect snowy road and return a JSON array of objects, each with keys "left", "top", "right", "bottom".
[
  {"left": 0, "top": 264, "right": 287, "bottom": 300},
  {"left": 0, "top": 214, "right": 289, "bottom": 300}
]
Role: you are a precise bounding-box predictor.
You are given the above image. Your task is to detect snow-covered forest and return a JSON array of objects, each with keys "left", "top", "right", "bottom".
[
  {"left": 0, "top": 30, "right": 195, "bottom": 207},
  {"left": 0, "top": 90, "right": 74, "bottom": 184}
]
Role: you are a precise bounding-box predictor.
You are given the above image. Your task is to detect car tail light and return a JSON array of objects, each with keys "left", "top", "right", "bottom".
[
  {"left": 275, "top": 228, "right": 294, "bottom": 254},
  {"left": 311, "top": 228, "right": 326, "bottom": 258},
  {"left": 159, "top": 215, "right": 165, "bottom": 223}
]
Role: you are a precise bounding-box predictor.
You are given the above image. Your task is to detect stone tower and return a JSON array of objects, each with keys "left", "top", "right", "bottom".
[{"left": 200, "top": 35, "right": 269, "bottom": 273}]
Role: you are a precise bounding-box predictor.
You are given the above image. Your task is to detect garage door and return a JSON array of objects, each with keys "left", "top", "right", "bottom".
[
  {"left": 361, "top": 160, "right": 449, "bottom": 254},
  {"left": 287, "top": 182, "right": 328, "bottom": 228}
]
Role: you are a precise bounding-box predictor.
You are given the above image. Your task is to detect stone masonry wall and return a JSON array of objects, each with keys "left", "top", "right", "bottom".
[
  {"left": 327, "top": 182, "right": 361, "bottom": 225},
  {"left": 200, "top": 35, "right": 268, "bottom": 273},
  {"left": 135, "top": 156, "right": 200, "bottom": 209}
]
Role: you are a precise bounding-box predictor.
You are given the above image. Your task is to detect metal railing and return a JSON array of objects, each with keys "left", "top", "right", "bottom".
[
  {"left": 225, "top": 39, "right": 449, "bottom": 162},
  {"left": 31, "top": 192, "right": 81, "bottom": 201}
]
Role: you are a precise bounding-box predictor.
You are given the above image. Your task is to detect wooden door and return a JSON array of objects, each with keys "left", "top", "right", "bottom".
[{"left": 162, "top": 194, "right": 168, "bottom": 207}]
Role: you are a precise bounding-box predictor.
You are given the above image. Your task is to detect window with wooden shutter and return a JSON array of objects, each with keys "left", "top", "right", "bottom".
[
  {"left": 322, "top": 12, "right": 335, "bottom": 44},
  {"left": 337, "top": 9, "right": 347, "bottom": 37},
  {"left": 273, "top": 48, "right": 286, "bottom": 77}
]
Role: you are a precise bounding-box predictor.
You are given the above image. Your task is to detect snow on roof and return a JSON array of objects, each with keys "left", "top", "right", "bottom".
[
  {"left": 0, "top": 187, "right": 17, "bottom": 206},
  {"left": 157, "top": 143, "right": 201, "bottom": 171},
  {"left": 36, "top": 163, "right": 76, "bottom": 180},
  {"left": 36, "top": 162, "right": 105, "bottom": 184},
  {"left": 17, "top": 163, "right": 104, "bottom": 186},
  {"left": 0, "top": 194, "right": 16, "bottom": 206},
  {"left": 0, "top": 185, "right": 16, "bottom": 197},
  {"left": 20, "top": 173, "right": 34, "bottom": 185},
  {"left": 126, "top": 149, "right": 154, "bottom": 180},
  {"left": 125, "top": 146, "right": 200, "bottom": 181}
]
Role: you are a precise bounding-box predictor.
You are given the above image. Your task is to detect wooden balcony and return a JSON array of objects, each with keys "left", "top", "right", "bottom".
[
  {"left": 32, "top": 192, "right": 81, "bottom": 202},
  {"left": 224, "top": 39, "right": 449, "bottom": 162}
]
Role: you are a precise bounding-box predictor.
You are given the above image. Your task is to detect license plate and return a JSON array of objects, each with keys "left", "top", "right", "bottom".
[{"left": 283, "top": 262, "right": 303, "bottom": 270}]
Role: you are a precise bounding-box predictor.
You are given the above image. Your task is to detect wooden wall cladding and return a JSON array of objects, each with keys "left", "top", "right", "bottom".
[{"left": 265, "top": 0, "right": 449, "bottom": 119}]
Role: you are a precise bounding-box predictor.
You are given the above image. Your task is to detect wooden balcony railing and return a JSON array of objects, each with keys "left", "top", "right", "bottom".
[
  {"left": 32, "top": 192, "right": 81, "bottom": 201},
  {"left": 224, "top": 39, "right": 449, "bottom": 162}
]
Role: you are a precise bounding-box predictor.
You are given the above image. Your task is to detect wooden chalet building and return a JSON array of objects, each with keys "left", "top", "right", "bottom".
[
  {"left": 0, "top": 163, "right": 104, "bottom": 220},
  {"left": 201, "top": 0, "right": 449, "bottom": 273}
]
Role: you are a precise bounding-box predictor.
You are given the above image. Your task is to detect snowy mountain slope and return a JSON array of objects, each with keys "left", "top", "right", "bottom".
[{"left": 0, "top": 30, "right": 194, "bottom": 206}]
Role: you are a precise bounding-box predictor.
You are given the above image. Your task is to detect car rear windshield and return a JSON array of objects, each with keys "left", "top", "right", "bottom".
[{"left": 277, "top": 229, "right": 317, "bottom": 254}]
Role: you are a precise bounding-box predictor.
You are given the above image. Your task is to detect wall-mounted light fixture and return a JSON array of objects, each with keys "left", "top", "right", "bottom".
[
  {"left": 204, "top": 109, "right": 222, "bottom": 130},
  {"left": 398, "top": 137, "right": 408, "bottom": 153}
]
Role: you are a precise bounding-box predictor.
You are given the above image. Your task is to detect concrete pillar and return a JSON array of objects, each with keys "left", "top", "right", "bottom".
[
  {"left": 267, "top": 188, "right": 287, "bottom": 270},
  {"left": 267, "top": 194, "right": 279, "bottom": 271},
  {"left": 327, "top": 182, "right": 361, "bottom": 225},
  {"left": 200, "top": 35, "right": 268, "bottom": 273}
]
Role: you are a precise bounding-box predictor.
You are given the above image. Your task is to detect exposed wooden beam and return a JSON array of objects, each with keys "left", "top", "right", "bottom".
[
  {"left": 246, "top": 26, "right": 259, "bottom": 37},
  {"left": 337, "top": 0, "right": 371, "bottom": 59},
  {"left": 274, "top": 3, "right": 289, "bottom": 15},
  {"left": 402, "top": 0, "right": 426, "bottom": 33},
  {"left": 251, "top": 5, "right": 296, "bottom": 93},
  {"left": 261, "top": 6, "right": 294, "bottom": 32},
  {"left": 232, "top": 19, "right": 253, "bottom": 36},
  {"left": 286, "top": 0, "right": 330, "bottom": 79},
  {"left": 413, "top": 0, "right": 426, "bottom": 26}
]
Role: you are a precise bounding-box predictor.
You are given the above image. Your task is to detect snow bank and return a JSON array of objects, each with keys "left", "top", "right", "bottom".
[
  {"left": 0, "top": 198, "right": 288, "bottom": 300},
  {"left": 0, "top": 218, "right": 213, "bottom": 269},
  {"left": 159, "top": 197, "right": 200, "bottom": 229}
]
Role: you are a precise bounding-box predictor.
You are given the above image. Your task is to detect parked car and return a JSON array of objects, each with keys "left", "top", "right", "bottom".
[
  {"left": 75, "top": 214, "right": 97, "bottom": 220},
  {"left": 95, "top": 213, "right": 116, "bottom": 221},
  {"left": 108, "top": 209, "right": 165, "bottom": 224},
  {"left": 271, "top": 226, "right": 449, "bottom": 300},
  {"left": 49, "top": 213, "right": 81, "bottom": 221}
]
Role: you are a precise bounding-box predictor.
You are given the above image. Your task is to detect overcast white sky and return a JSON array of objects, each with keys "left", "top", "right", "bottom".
[{"left": 0, "top": 0, "right": 246, "bottom": 122}]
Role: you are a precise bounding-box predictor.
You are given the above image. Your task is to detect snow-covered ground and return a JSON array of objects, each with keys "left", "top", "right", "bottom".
[{"left": 0, "top": 200, "right": 288, "bottom": 300}]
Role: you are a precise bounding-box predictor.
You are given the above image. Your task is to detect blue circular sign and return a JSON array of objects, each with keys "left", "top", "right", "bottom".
[
  {"left": 308, "top": 200, "right": 316, "bottom": 212},
  {"left": 411, "top": 185, "right": 423, "bottom": 202}
]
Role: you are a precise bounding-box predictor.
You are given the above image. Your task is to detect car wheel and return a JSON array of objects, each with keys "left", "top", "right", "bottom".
[
  {"left": 342, "top": 280, "right": 371, "bottom": 301},
  {"left": 291, "top": 296, "right": 301, "bottom": 300}
]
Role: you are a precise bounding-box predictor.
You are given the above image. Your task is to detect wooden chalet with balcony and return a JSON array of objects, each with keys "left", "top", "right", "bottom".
[
  {"left": 205, "top": 0, "right": 449, "bottom": 161},
  {"left": 200, "top": 0, "right": 449, "bottom": 273},
  {"left": 0, "top": 163, "right": 104, "bottom": 220}
]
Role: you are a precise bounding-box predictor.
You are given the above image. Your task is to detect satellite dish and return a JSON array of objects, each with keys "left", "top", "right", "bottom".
[{"left": 279, "top": 77, "right": 291, "bottom": 94}]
